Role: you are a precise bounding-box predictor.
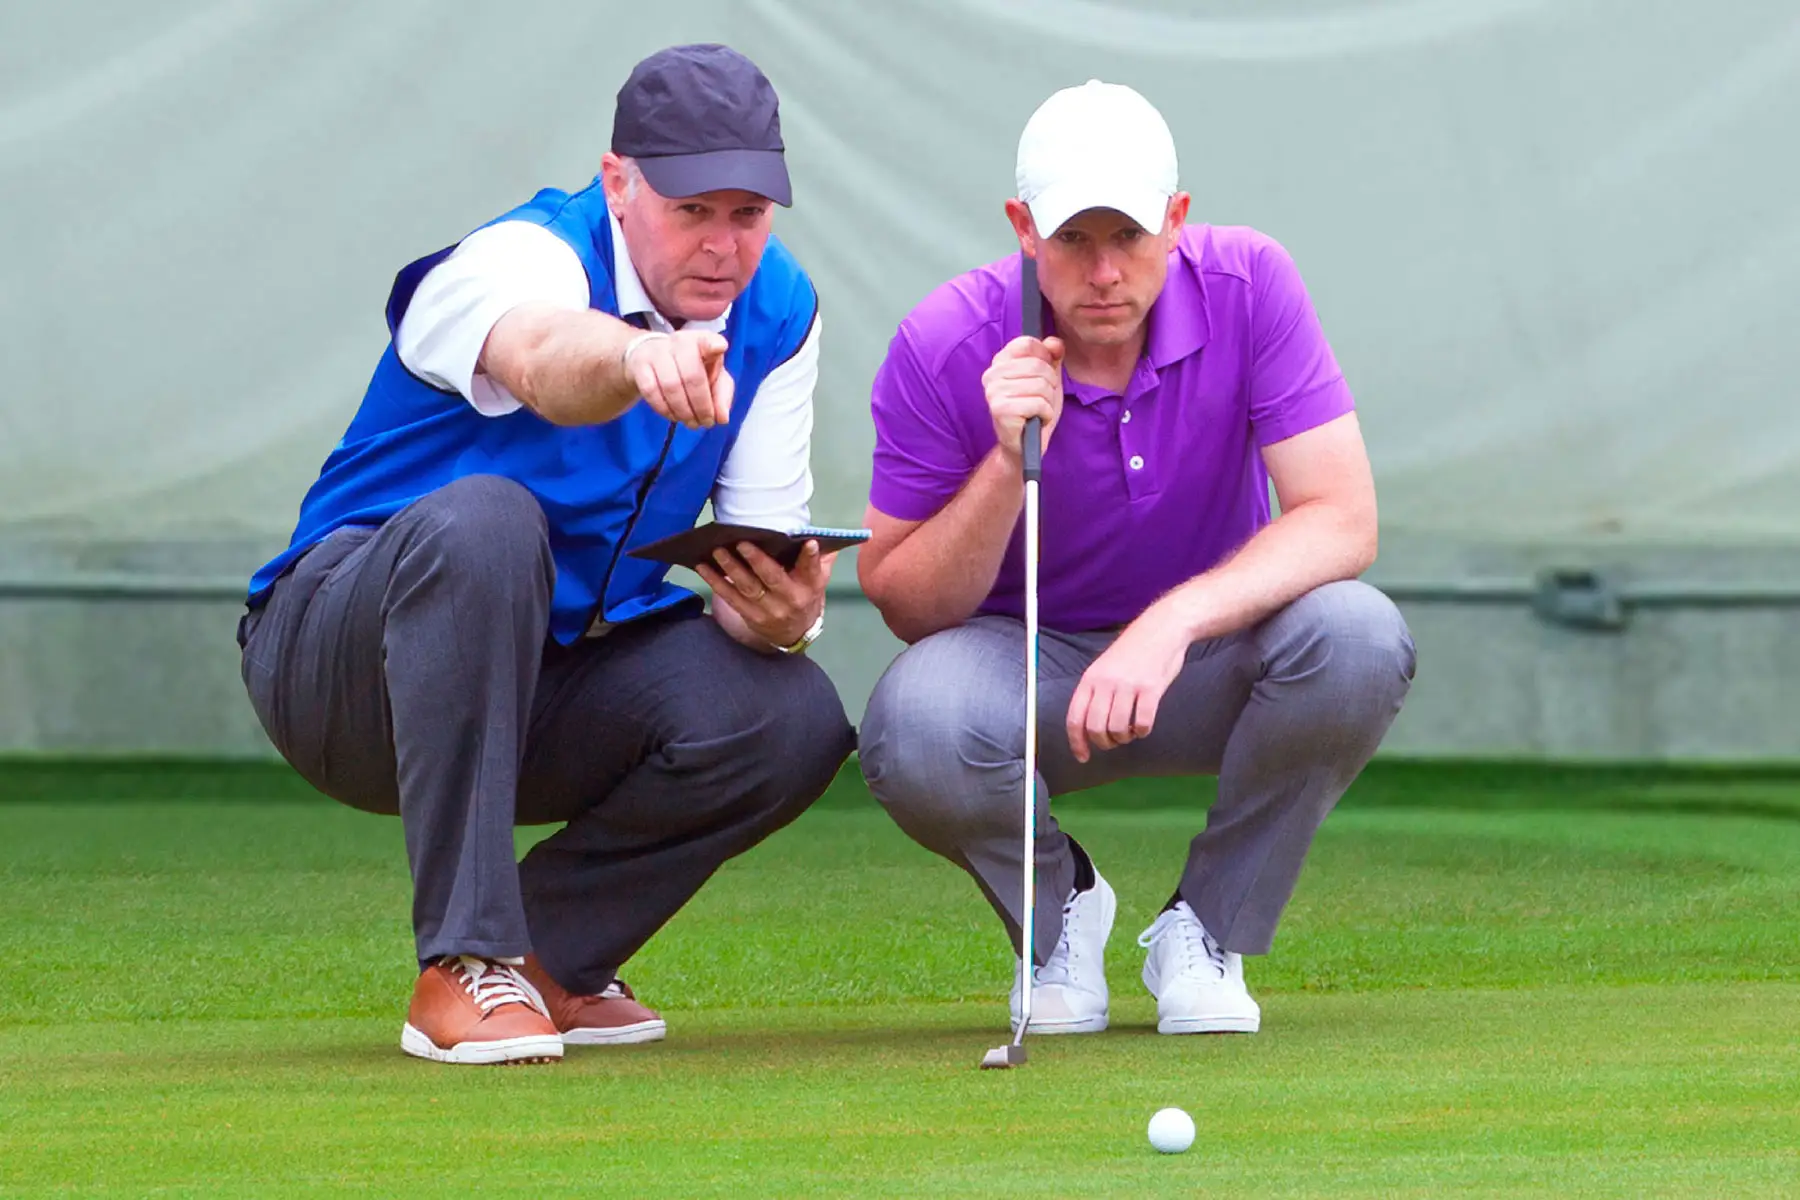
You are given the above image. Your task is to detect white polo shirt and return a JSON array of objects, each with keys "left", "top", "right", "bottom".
[{"left": 392, "top": 212, "right": 818, "bottom": 530}]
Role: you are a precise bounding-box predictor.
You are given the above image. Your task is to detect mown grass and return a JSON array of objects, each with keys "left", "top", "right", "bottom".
[{"left": 1, "top": 760, "right": 1796, "bottom": 1196}]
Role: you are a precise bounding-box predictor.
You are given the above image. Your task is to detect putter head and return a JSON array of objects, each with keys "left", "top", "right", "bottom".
[{"left": 979, "top": 1043, "right": 1029, "bottom": 1070}]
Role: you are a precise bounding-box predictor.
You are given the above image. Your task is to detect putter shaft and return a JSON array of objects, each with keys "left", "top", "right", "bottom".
[
  {"left": 982, "top": 256, "right": 1044, "bottom": 1071},
  {"left": 1013, "top": 469, "right": 1040, "bottom": 1050}
]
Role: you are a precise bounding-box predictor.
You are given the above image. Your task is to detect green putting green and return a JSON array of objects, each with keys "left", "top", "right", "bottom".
[{"left": 2, "top": 760, "right": 1797, "bottom": 1197}]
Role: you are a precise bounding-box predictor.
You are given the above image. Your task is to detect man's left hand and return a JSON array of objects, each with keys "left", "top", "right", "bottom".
[
  {"left": 1066, "top": 609, "right": 1192, "bottom": 763},
  {"left": 697, "top": 540, "right": 833, "bottom": 651}
]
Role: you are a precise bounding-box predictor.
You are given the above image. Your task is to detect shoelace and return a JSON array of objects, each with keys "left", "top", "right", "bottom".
[
  {"left": 1136, "top": 905, "right": 1228, "bottom": 981},
  {"left": 1033, "top": 892, "right": 1085, "bottom": 987},
  {"left": 449, "top": 956, "right": 545, "bottom": 1015}
]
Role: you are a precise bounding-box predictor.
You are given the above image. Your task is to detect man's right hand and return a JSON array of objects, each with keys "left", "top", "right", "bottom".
[
  {"left": 981, "top": 335, "right": 1065, "bottom": 462},
  {"left": 625, "top": 330, "right": 737, "bottom": 429}
]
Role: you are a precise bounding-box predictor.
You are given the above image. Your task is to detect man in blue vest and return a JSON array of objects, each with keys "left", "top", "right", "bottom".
[{"left": 238, "top": 44, "right": 854, "bottom": 1066}]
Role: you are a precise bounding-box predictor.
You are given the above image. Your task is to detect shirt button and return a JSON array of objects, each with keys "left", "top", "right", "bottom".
[
  {"left": 1129, "top": 455, "right": 1145, "bottom": 470},
  {"left": 1121, "top": 410, "right": 1132, "bottom": 423}
]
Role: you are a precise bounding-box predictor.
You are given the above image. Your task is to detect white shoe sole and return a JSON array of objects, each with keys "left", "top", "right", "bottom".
[
  {"left": 1156, "top": 1013, "right": 1261, "bottom": 1035},
  {"left": 1017, "top": 1013, "right": 1108, "bottom": 1035},
  {"left": 562, "top": 1019, "right": 667, "bottom": 1046},
  {"left": 400, "top": 1023, "right": 565, "bottom": 1064}
]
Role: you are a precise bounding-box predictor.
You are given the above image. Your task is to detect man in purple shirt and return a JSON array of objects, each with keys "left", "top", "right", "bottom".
[{"left": 857, "top": 80, "right": 1416, "bottom": 1037}]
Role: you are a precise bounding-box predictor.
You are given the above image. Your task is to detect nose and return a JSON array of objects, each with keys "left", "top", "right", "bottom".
[
  {"left": 1089, "top": 248, "right": 1125, "bottom": 288},
  {"left": 699, "top": 222, "right": 735, "bottom": 260}
]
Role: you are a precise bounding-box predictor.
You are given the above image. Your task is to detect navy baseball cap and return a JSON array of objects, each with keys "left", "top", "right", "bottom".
[{"left": 611, "top": 44, "right": 792, "bottom": 206}]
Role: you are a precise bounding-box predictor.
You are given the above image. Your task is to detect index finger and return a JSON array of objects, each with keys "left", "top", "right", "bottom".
[
  {"left": 695, "top": 335, "right": 732, "bottom": 423},
  {"left": 713, "top": 367, "right": 735, "bottom": 425},
  {"left": 672, "top": 339, "right": 716, "bottom": 427},
  {"left": 697, "top": 332, "right": 730, "bottom": 366},
  {"left": 998, "top": 335, "right": 1057, "bottom": 365},
  {"left": 1065, "top": 682, "right": 1094, "bottom": 763}
]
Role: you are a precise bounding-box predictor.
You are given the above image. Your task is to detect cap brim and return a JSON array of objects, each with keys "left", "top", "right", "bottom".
[
  {"left": 634, "top": 149, "right": 793, "bottom": 207},
  {"left": 1025, "top": 182, "right": 1168, "bottom": 238}
]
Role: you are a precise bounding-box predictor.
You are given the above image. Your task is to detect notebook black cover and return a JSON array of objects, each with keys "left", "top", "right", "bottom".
[{"left": 627, "top": 522, "right": 871, "bottom": 570}]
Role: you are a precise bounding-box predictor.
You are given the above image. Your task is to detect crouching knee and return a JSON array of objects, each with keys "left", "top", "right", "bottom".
[
  {"left": 663, "top": 653, "right": 855, "bottom": 830},
  {"left": 858, "top": 642, "right": 1022, "bottom": 848},
  {"left": 762, "top": 659, "right": 857, "bottom": 809},
  {"left": 1263, "top": 579, "right": 1417, "bottom": 717},
  {"left": 401, "top": 475, "right": 554, "bottom": 598}
]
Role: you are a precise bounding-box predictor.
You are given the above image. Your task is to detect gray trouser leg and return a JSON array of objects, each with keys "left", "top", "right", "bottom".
[
  {"left": 859, "top": 580, "right": 1416, "bottom": 959},
  {"left": 1183, "top": 581, "right": 1417, "bottom": 952},
  {"left": 515, "top": 616, "right": 855, "bottom": 994},
  {"left": 240, "top": 475, "right": 555, "bottom": 964},
  {"left": 859, "top": 616, "right": 1086, "bottom": 968},
  {"left": 241, "top": 474, "right": 858, "bottom": 983}
]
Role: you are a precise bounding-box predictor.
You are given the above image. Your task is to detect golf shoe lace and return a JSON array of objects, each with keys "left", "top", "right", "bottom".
[
  {"left": 1137, "top": 903, "right": 1227, "bottom": 981},
  {"left": 449, "top": 956, "right": 545, "bottom": 1015},
  {"left": 1033, "top": 891, "right": 1086, "bottom": 986}
]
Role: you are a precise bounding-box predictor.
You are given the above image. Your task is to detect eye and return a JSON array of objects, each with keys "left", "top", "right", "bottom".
[
  {"left": 734, "top": 206, "right": 768, "bottom": 220},
  {"left": 1056, "top": 229, "right": 1086, "bottom": 246},
  {"left": 1117, "top": 227, "right": 1144, "bottom": 244},
  {"left": 677, "top": 203, "right": 707, "bottom": 216}
]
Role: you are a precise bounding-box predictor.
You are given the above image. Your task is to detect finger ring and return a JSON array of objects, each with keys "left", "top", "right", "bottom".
[{"left": 748, "top": 586, "right": 767, "bottom": 601}]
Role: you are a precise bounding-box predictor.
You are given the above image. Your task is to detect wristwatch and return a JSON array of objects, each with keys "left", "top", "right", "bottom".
[{"left": 775, "top": 611, "right": 825, "bottom": 655}]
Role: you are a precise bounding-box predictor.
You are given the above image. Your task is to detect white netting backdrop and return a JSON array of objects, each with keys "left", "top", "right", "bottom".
[{"left": 4, "top": 0, "right": 1796, "bottom": 550}]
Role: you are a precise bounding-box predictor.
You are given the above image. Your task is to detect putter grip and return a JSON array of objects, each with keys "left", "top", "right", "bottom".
[{"left": 1020, "top": 255, "right": 1044, "bottom": 484}]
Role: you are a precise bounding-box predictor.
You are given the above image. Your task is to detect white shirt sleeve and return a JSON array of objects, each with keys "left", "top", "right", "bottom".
[
  {"left": 711, "top": 313, "right": 821, "bottom": 530},
  {"left": 393, "top": 220, "right": 591, "bottom": 416}
]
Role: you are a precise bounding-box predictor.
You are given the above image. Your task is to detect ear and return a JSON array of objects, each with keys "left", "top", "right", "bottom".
[
  {"left": 1163, "top": 192, "right": 1192, "bottom": 240},
  {"left": 600, "top": 152, "right": 630, "bottom": 218},
  {"left": 1003, "top": 198, "right": 1039, "bottom": 259}
]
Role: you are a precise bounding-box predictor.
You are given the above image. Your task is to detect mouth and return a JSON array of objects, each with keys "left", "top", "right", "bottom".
[{"left": 1078, "top": 302, "right": 1130, "bottom": 316}]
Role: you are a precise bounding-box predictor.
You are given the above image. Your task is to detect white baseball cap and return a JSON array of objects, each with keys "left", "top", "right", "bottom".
[{"left": 1015, "top": 79, "right": 1178, "bottom": 236}]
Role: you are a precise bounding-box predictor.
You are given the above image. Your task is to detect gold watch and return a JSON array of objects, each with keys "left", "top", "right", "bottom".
[{"left": 775, "top": 612, "right": 825, "bottom": 655}]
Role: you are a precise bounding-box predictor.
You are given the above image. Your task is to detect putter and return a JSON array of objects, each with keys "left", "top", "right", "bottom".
[{"left": 981, "top": 254, "right": 1045, "bottom": 1071}]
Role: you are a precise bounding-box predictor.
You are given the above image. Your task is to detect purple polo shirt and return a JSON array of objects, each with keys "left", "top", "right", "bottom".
[{"left": 868, "top": 224, "right": 1354, "bottom": 632}]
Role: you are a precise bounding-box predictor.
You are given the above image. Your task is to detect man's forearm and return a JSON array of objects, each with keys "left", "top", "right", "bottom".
[
  {"left": 864, "top": 449, "right": 1026, "bottom": 642},
  {"left": 483, "top": 305, "right": 644, "bottom": 426},
  {"left": 1151, "top": 501, "right": 1377, "bottom": 643}
]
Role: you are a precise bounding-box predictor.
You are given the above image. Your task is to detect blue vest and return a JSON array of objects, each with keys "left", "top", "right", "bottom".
[{"left": 247, "top": 179, "right": 818, "bottom": 644}]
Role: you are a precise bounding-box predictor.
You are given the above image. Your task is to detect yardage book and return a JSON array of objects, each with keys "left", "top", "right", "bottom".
[{"left": 628, "top": 522, "right": 872, "bottom": 570}]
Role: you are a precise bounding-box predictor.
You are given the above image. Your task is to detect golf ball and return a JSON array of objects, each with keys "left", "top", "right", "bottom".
[{"left": 1147, "top": 1106, "right": 1195, "bottom": 1154}]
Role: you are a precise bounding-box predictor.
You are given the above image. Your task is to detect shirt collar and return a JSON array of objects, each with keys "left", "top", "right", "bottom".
[
  {"left": 608, "top": 210, "right": 730, "bottom": 334},
  {"left": 1144, "top": 235, "right": 1209, "bottom": 369}
]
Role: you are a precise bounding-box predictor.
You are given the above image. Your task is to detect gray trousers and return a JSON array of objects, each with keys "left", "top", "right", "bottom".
[
  {"left": 859, "top": 581, "right": 1415, "bottom": 963},
  {"left": 239, "top": 475, "right": 856, "bottom": 993}
]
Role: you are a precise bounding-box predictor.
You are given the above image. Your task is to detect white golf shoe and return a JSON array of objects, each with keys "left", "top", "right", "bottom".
[
  {"left": 1009, "top": 869, "right": 1115, "bottom": 1034},
  {"left": 1138, "top": 901, "right": 1261, "bottom": 1034}
]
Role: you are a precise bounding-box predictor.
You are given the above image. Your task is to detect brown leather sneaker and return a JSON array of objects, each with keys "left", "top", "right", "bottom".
[
  {"left": 400, "top": 956, "right": 564, "bottom": 1065},
  {"left": 520, "top": 954, "right": 667, "bottom": 1045}
]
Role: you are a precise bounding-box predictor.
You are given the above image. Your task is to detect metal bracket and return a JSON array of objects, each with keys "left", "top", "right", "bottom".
[{"left": 1531, "top": 567, "right": 1628, "bottom": 632}]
